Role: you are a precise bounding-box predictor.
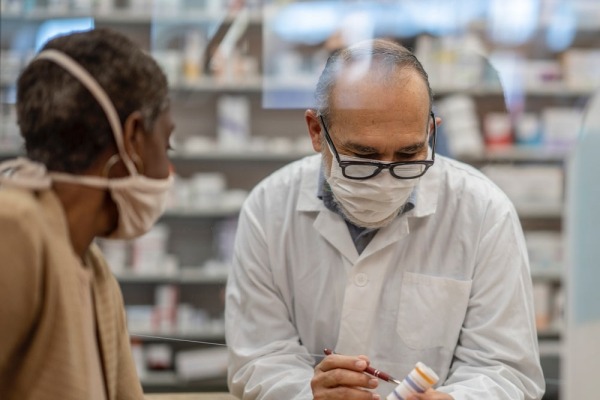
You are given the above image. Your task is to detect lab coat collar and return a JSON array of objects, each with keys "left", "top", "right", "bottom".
[
  {"left": 314, "top": 208, "right": 359, "bottom": 264},
  {"left": 296, "top": 156, "right": 359, "bottom": 263},
  {"left": 411, "top": 154, "right": 442, "bottom": 218},
  {"left": 357, "top": 159, "right": 442, "bottom": 258},
  {"left": 296, "top": 154, "right": 442, "bottom": 262},
  {"left": 297, "top": 155, "right": 326, "bottom": 213}
]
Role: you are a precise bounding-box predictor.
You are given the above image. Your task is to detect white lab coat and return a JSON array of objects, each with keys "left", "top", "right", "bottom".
[{"left": 225, "top": 154, "right": 545, "bottom": 400}]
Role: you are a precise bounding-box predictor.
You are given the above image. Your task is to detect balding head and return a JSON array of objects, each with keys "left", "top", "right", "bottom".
[{"left": 314, "top": 39, "right": 433, "bottom": 126}]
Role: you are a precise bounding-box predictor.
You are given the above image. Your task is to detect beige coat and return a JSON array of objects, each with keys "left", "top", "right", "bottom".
[{"left": 0, "top": 187, "right": 143, "bottom": 399}]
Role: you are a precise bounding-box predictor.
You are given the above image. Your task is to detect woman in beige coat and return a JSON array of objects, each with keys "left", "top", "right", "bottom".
[{"left": 0, "top": 28, "right": 174, "bottom": 400}]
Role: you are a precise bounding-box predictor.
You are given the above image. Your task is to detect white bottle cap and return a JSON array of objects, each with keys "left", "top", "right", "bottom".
[
  {"left": 414, "top": 362, "right": 439, "bottom": 385},
  {"left": 386, "top": 362, "right": 439, "bottom": 400}
]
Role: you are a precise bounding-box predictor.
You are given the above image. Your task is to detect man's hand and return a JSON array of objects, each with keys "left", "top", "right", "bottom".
[
  {"left": 407, "top": 389, "right": 453, "bottom": 400},
  {"left": 312, "top": 353, "right": 380, "bottom": 400}
]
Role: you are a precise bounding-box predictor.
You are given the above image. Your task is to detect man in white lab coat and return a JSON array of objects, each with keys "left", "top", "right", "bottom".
[{"left": 225, "top": 39, "right": 545, "bottom": 400}]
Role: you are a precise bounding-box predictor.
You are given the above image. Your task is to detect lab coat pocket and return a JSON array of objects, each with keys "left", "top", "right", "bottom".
[{"left": 396, "top": 271, "right": 472, "bottom": 350}]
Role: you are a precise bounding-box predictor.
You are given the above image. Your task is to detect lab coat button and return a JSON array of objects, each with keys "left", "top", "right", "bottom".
[{"left": 354, "top": 273, "right": 368, "bottom": 287}]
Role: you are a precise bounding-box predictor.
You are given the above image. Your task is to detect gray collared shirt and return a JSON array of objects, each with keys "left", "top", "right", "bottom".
[{"left": 317, "top": 165, "right": 416, "bottom": 255}]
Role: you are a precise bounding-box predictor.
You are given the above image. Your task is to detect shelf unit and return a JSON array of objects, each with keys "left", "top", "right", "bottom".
[{"left": 2, "top": 1, "right": 598, "bottom": 397}]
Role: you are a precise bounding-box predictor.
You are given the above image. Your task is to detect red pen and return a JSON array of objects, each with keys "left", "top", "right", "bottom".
[{"left": 323, "top": 348, "right": 402, "bottom": 385}]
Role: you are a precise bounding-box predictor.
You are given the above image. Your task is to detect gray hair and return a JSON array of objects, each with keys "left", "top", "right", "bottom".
[
  {"left": 314, "top": 39, "right": 433, "bottom": 124},
  {"left": 17, "top": 28, "right": 168, "bottom": 173}
]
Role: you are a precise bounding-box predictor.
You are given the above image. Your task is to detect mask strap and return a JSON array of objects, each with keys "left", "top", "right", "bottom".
[
  {"left": 34, "top": 49, "right": 137, "bottom": 176},
  {"left": 0, "top": 157, "right": 51, "bottom": 189}
]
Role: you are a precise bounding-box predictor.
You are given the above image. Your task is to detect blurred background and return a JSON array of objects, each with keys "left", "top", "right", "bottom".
[{"left": 1, "top": 0, "right": 599, "bottom": 398}]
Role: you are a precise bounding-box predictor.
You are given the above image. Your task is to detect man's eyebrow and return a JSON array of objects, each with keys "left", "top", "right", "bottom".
[
  {"left": 396, "top": 141, "right": 426, "bottom": 154},
  {"left": 344, "top": 142, "right": 379, "bottom": 153},
  {"left": 343, "top": 140, "right": 427, "bottom": 154}
]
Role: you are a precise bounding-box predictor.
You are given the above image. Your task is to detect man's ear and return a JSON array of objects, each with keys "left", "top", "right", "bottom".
[
  {"left": 122, "top": 110, "right": 146, "bottom": 160},
  {"left": 305, "top": 109, "right": 323, "bottom": 153}
]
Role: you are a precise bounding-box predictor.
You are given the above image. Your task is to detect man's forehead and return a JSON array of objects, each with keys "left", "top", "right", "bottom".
[{"left": 330, "top": 67, "right": 430, "bottom": 114}]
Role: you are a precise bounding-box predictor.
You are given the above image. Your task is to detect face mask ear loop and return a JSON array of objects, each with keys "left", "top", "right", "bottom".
[
  {"left": 102, "top": 154, "right": 120, "bottom": 178},
  {"left": 33, "top": 49, "right": 138, "bottom": 176}
]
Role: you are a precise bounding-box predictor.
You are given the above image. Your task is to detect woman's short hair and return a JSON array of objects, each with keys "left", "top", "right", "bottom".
[{"left": 17, "top": 28, "right": 169, "bottom": 173}]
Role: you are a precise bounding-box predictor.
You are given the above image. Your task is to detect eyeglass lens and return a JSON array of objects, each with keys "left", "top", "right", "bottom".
[{"left": 344, "top": 163, "right": 426, "bottom": 179}]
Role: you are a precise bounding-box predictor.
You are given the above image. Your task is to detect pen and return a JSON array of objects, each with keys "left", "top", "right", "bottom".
[{"left": 323, "top": 348, "right": 402, "bottom": 385}]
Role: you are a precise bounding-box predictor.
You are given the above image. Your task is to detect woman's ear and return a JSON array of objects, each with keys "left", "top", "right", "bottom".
[{"left": 122, "top": 110, "right": 146, "bottom": 161}]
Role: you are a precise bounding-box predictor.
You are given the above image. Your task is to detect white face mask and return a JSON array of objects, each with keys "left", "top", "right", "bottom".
[
  {"left": 325, "top": 150, "right": 419, "bottom": 229},
  {"left": 28, "top": 49, "right": 173, "bottom": 240}
]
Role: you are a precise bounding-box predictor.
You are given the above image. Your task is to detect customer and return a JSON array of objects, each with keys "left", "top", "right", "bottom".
[
  {"left": 225, "top": 39, "right": 545, "bottom": 400},
  {"left": 0, "top": 29, "right": 173, "bottom": 400}
]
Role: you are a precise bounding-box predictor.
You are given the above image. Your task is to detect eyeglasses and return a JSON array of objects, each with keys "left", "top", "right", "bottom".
[{"left": 319, "top": 112, "right": 437, "bottom": 180}]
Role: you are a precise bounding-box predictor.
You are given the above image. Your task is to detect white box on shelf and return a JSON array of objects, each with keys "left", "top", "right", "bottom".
[
  {"left": 481, "top": 165, "right": 563, "bottom": 215},
  {"left": 525, "top": 231, "right": 563, "bottom": 275},
  {"left": 146, "top": 343, "right": 172, "bottom": 370},
  {"left": 542, "top": 107, "right": 583, "bottom": 148},
  {"left": 127, "top": 305, "right": 154, "bottom": 333},
  {"left": 562, "top": 49, "right": 600, "bottom": 89},
  {"left": 153, "top": 284, "right": 178, "bottom": 333},
  {"left": 97, "top": 238, "right": 129, "bottom": 275},
  {"left": 483, "top": 112, "right": 513, "bottom": 148},
  {"left": 436, "top": 94, "right": 484, "bottom": 158},
  {"left": 175, "top": 346, "right": 228, "bottom": 381},
  {"left": 217, "top": 95, "right": 250, "bottom": 150},
  {"left": 188, "top": 172, "right": 227, "bottom": 212},
  {"left": 131, "top": 224, "right": 170, "bottom": 274}
]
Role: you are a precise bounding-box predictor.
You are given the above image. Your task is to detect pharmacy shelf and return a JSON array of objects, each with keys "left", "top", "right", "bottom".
[
  {"left": 141, "top": 371, "right": 227, "bottom": 391},
  {"left": 142, "top": 371, "right": 179, "bottom": 388},
  {"left": 262, "top": 81, "right": 596, "bottom": 97},
  {"left": 537, "top": 328, "right": 562, "bottom": 340},
  {"left": 2, "top": 76, "right": 596, "bottom": 97},
  {"left": 469, "top": 14, "right": 600, "bottom": 33},
  {"left": 116, "top": 268, "right": 228, "bottom": 284},
  {"left": 130, "top": 327, "right": 226, "bottom": 343},
  {"left": 479, "top": 147, "right": 568, "bottom": 163},
  {"left": 515, "top": 204, "right": 563, "bottom": 219},
  {"left": 434, "top": 84, "right": 595, "bottom": 97},
  {"left": 172, "top": 77, "right": 263, "bottom": 93},
  {"left": 0, "top": 9, "right": 262, "bottom": 24},
  {"left": 172, "top": 150, "right": 312, "bottom": 163},
  {"left": 530, "top": 269, "right": 563, "bottom": 282},
  {"left": 0, "top": 151, "right": 20, "bottom": 160},
  {"left": 0, "top": 150, "right": 312, "bottom": 163},
  {"left": 0, "top": 147, "right": 568, "bottom": 164},
  {"left": 538, "top": 340, "right": 562, "bottom": 358},
  {"left": 163, "top": 208, "right": 241, "bottom": 219}
]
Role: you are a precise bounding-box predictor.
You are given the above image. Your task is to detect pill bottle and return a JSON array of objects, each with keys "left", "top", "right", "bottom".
[{"left": 386, "top": 362, "right": 439, "bottom": 400}]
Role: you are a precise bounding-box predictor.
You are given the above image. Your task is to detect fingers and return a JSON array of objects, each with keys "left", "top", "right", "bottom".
[
  {"left": 312, "top": 353, "right": 380, "bottom": 400},
  {"left": 319, "top": 353, "right": 371, "bottom": 373}
]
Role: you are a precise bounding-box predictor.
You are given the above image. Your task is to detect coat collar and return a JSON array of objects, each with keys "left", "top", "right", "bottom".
[
  {"left": 39, "top": 189, "right": 117, "bottom": 398},
  {"left": 296, "top": 154, "right": 442, "bottom": 260}
]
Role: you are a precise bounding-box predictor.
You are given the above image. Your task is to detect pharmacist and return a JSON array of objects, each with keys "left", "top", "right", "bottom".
[
  {"left": 225, "top": 39, "right": 545, "bottom": 399},
  {"left": 0, "top": 29, "right": 173, "bottom": 399}
]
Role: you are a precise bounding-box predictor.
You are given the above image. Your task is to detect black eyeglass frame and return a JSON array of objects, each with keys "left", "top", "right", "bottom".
[{"left": 318, "top": 112, "right": 437, "bottom": 180}]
